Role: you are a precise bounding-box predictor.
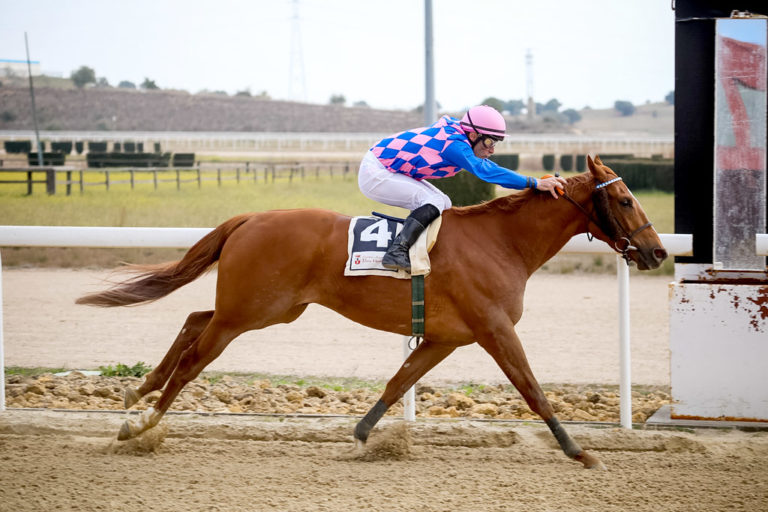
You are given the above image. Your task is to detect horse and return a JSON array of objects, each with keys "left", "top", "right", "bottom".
[{"left": 77, "top": 155, "right": 667, "bottom": 469}]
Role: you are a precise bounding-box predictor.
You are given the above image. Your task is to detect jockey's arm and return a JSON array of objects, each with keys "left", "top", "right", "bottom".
[
  {"left": 442, "top": 142, "right": 531, "bottom": 189},
  {"left": 443, "top": 142, "right": 566, "bottom": 198}
]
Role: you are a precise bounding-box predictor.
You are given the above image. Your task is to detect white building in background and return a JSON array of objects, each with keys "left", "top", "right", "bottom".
[{"left": 0, "top": 58, "right": 41, "bottom": 77}]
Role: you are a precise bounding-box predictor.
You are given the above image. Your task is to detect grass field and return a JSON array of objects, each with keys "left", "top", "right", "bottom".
[{"left": 0, "top": 170, "right": 674, "bottom": 273}]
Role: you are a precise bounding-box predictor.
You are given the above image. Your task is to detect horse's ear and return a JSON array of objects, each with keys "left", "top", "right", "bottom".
[
  {"left": 587, "top": 154, "right": 597, "bottom": 174},
  {"left": 587, "top": 154, "right": 606, "bottom": 179}
]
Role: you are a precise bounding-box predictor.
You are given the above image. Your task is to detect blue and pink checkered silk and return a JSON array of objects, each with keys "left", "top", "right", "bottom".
[{"left": 370, "top": 116, "right": 470, "bottom": 180}]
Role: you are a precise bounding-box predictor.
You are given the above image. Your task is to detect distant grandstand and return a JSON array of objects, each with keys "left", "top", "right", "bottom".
[{"left": 0, "top": 58, "right": 41, "bottom": 78}]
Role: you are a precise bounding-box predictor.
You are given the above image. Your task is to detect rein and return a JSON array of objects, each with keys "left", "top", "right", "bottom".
[{"left": 561, "top": 176, "right": 653, "bottom": 264}]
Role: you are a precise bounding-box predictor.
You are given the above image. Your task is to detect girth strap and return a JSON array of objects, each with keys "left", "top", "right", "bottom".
[{"left": 411, "top": 274, "right": 425, "bottom": 339}]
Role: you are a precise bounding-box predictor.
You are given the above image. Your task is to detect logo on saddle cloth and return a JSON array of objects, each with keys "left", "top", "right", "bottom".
[{"left": 344, "top": 215, "right": 442, "bottom": 279}]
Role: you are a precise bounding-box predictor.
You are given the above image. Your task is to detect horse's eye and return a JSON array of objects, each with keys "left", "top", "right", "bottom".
[{"left": 620, "top": 198, "right": 633, "bottom": 208}]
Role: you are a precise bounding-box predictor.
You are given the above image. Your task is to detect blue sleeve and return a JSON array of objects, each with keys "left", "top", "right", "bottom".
[{"left": 443, "top": 141, "right": 531, "bottom": 189}]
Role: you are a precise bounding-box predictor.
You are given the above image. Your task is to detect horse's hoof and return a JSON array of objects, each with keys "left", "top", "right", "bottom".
[
  {"left": 354, "top": 438, "right": 366, "bottom": 453},
  {"left": 124, "top": 387, "right": 141, "bottom": 409},
  {"left": 578, "top": 451, "right": 607, "bottom": 470},
  {"left": 117, "top": 421, "right": 135, "bottom": 441}
]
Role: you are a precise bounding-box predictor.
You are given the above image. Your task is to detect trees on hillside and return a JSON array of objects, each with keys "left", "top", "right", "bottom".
[
  {"left": 118, "top": 81, "right": 136, "bottom": 89},
  {"left": 541, "top": 98, "right": 561, "bottom": 113},
  {"left": 561, "top": 108, "right": 581, "bottom": 124},
  {"left": 504, "top": 99, "right": 525, "bottom": 116},
  {"left": 141, "top": 78, "right": 159, "bottom": 90},
  {"left": 70, "top": 66, "right": 96, "bottom": 88},
  {"left": 329, "top": 94, "right": 346, "bottom": 105},
  {"left": 480, "top": 97, "right": 505, "bottom": 113},
  {"left": 614, "top": 100, "right": 635, "bottom": 116}
]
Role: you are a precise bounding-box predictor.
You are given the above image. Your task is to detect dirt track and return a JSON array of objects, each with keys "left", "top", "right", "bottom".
[
  {"left": 3, "top": 269, "right": 768, "bottom": 510},
  {"left": 3, "top": 269, "right": 671, "bottom": 386},
  {"left": 1, "top": 410, "right": 767, "bottom": 512}
]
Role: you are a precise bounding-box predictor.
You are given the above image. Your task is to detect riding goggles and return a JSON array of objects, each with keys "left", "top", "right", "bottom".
[{"left": 480, "top": 135, "right": 503, "bottom": 149}]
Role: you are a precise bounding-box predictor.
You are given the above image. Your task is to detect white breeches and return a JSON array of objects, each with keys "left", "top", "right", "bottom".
[{"left": 358, "top": 151, "right": 452, "bottom": 212}]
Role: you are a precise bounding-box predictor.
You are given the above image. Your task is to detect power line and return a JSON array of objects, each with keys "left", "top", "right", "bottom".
[{"left": 289, "top": 0, "right": 307, "bottom": 102}]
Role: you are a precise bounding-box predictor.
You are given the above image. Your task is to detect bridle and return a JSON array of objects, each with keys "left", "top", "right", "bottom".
[{"left": 560, "top": 176, "right": 653, "bottom": 264}]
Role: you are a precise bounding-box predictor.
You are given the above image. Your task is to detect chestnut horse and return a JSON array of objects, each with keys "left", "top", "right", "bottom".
[{"left": 77, "top": 155, "right": 667, "bottom": 469}]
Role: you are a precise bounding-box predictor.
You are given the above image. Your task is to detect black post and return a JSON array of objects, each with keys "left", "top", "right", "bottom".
[
  {"left": 45, "top": 168, "right": 55, "bottom": 195},
  {"left": 674, "top": 0, "right": 768, "bottom": 263}
]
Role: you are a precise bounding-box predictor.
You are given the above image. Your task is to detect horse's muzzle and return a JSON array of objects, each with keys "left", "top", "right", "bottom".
[{"left": 633, "top": 245, "right": 668, "bottom": 270}]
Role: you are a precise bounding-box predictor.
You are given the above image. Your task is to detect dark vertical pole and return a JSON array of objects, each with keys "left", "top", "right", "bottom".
[
  {"left": 674, "top": 7, "right": 715, "bottom": 264},
  {"left": 674, "top": 0, "right": 768, "bottom": 264},
  {"left": 45, "top": 169, "right": 55, "bottom": 195},
  {"left": 24, "top": 33, "right": 44, "bottom": 168}
]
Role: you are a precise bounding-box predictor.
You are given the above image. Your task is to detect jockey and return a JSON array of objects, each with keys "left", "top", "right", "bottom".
[{"left": 358, "top": 104, "right": 567, "bottom": 272}]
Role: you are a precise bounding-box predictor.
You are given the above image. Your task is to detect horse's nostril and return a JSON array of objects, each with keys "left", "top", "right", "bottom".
[{"left": 654, "top": 248, "right": 668, "bottom": 262}]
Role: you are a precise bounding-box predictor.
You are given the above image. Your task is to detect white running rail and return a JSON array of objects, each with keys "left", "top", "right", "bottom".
[{"left": 0, "top": 226, "right": 694, "bottom": 427}]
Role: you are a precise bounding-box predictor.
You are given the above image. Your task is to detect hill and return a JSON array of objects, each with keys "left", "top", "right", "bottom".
[
  {"left": 0, "top": 86, "right": 424, "bottom": 133},
  {"left": 0, "top": 81, "right": 671, "bottom": 136},
  {"left": 573, "top": 102, "right": 673, "bottom": 137}
]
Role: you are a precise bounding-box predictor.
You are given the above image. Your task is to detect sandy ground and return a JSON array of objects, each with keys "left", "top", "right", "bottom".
[
  {"left": 4, "top": 270, "right": 768, "bottom": 511},
  {"left": 3, "top": 268, "right": 672, "bottom": 386},
  {"left": 0, "top": 409, "right": 766, "bottom": 512}
]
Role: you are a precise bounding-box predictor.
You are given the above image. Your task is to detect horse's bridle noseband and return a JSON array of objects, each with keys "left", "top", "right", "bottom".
[{"left": 561, "top": 176, "right": 653, "bottom": 264}]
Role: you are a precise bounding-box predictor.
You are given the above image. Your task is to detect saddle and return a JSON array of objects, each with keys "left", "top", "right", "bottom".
[{"left": 344, "top": 212, "right": 442, "bottom": 279}]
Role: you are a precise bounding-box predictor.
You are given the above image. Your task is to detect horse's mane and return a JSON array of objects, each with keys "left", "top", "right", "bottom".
[{"left": 451, "top": 171, "right": 597, "bottom": 217}]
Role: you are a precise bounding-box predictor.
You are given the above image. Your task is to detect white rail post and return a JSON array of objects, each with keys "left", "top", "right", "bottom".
[
  {"left": 402, "top": 336, "right": 416, "bottom": 421},
  {"left": 617, "top": 254, "right": 632, "bottom": 428},
  {"left": 0, "top": 250, "right": 5, "bottom": 412}
]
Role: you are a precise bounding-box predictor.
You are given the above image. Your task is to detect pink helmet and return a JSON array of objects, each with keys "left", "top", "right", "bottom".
[{"left": 460, "top": 105, "right": 506, "bottom": 139}]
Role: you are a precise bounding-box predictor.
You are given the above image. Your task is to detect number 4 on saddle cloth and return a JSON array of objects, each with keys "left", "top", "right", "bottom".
[
  {"left": 345, "top": 212, "right": 442, "bottom": 339},
  {"left": 344, "top": 212, "right": 443, "bottom": 279}
]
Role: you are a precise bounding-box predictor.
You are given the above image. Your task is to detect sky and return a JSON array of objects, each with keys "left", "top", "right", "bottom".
[{"left": 0, "top": 0, "right": 676, "bottom": 113}]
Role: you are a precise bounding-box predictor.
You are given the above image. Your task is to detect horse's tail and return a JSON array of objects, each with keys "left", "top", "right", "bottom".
[{"left": 76, "top": 214, "right": 253, "bottom": 307}]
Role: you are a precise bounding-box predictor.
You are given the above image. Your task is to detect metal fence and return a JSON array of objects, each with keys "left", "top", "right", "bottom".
[{"left": 0, "top": 161, "right": 357, "bottom": 195}]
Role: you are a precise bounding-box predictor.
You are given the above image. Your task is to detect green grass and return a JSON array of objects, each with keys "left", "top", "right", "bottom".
[
  {"left": 0, "top": 171, "right": 674, "bottom": 272},
  {"left": 0, "top": 173, "right": 405, "bottom": 227},
  {"left": 5, "top": 366, "right": 68, "bottom": 377}
]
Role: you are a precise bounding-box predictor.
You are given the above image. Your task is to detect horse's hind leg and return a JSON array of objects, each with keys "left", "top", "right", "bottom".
[
  {"left": 118, "top": 317, "right": 242, "bottom": 440},
  {"left": 124, "top": 310, "right": 214, "bottom": 408},
  {"left": 354, "top": 339, "right": 455, "bottom": 445},
  {"left": 477, "top": 326, "right": 606, "bottom": 470}
]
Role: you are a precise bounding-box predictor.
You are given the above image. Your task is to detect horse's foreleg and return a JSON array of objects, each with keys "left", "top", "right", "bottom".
[
  {"left": 478, "top": 327, "right": 606, "bottom": 470},
  {"left": 118, "top": 318, "right": 241, "bottom": 441},
  {"left": 354, "top": 339, "right": 455, "bottom": 445},
  {"left": 125, "top": 310, "right": 214, "bottom": 409}
]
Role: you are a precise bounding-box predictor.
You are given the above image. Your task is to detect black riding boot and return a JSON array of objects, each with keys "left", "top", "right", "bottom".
[{"left": 382, "top": 204, "right": 440, "bottom": 272}]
